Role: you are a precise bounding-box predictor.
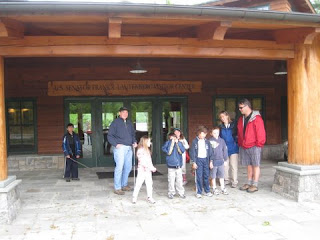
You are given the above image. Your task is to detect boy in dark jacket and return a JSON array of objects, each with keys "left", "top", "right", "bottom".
[
  {"left": 62, "top": 123, "right": 81, "bottom": 182},
  {"left": 209, "top": 127, "right": 229, "bottom": 195},
  {"left": 162, "top": 133, "right": 186, "bottom": 199},
  {"left": 190, "top": 126, "right": 214, "bottom": 198}
]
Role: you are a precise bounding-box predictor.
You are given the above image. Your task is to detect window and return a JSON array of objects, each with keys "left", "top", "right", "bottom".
[
  {"left": 6, "top": 99, "right": 37, "bottom": 153},
  {"left": 213, "top": 96, "right": 265, "bottom": 126}
]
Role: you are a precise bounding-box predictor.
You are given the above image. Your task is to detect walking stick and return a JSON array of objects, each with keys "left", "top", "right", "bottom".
[{"left": 133, "top": 146, "right": 136, "bottom": 187}]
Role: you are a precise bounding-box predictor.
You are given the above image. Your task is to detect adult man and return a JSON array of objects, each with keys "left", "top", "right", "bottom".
[
  {"left": 237, "top": 99, "right": 266, "bottom": 193},
  {"left": 108, "top": 107, "right": 137, "bottom": 195},
  {"left": 62, "top": 123, "right": 81, "bottom": 182}
]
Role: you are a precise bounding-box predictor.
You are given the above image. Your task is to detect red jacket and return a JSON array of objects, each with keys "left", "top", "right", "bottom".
[{"left": 237, "top": 111, "right": 266, "bottom": 149}]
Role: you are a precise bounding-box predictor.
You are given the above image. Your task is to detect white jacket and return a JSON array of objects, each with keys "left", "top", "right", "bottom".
[{"left": 136, "top": 148, "right": 156, "bottom": 172}]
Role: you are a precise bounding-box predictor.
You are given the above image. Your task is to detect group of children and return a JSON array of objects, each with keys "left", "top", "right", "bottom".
[{"left": 132, "top": 125, "right": 229, "bottom": 204}]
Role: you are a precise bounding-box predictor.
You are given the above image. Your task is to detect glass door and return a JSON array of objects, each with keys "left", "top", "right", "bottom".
[
  {"left": 65, "top": 97, "right": 187, "bottom": 167},
  {"left": 160, "top": 100, "right": 187, "bottom": 164},
  {"left": 65, "top": 101, "right": 95, "bottom": 167},
  {"left": 97, "top": 101, "right": 124, "bottom": 167},
  {"left": 131, "top": 101, "right": 153, "bottom": 159}
]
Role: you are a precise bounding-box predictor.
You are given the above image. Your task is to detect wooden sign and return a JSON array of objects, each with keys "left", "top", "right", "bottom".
[{"left": 48, "top": 80, "right": 202, "bottom": 96}]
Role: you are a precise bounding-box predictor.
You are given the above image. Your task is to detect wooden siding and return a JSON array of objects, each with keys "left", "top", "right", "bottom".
[{"left": 4, "top": 57, "right": 286, "bottom": 154}]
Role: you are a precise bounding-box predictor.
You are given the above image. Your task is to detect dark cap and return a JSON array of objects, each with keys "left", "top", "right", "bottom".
[
  {"left": 119, "top": 106, "right": 129, "bottom": 112},
  {"left": 173, "top": 128, "right": 181, "bottom": 132}
]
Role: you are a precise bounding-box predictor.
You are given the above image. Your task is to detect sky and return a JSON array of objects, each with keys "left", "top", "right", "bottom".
[{"left": 25, "top": 0, "right": 210, "bottom": 5}]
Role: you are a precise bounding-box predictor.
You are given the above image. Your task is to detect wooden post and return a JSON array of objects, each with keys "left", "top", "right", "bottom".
[
  {"left": 287, "top": 36, "right": 320, "bottom": 165},
  {"left": 0, "top": 56, "right": 7, "bottom": 180}
]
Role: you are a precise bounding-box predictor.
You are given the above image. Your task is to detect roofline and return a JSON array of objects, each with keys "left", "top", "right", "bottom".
[{"left": 0, "top": 1, "right": 319, "bottom": 24}]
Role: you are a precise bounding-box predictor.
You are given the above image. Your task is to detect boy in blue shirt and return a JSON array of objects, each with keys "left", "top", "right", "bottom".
[
  {"left": 209, "top": 127, "right": 229, "bottom": 195},
  {"left": 190, "top": 126, "right": 214, "bottom": 198},
  {"left": 162, "top": 133, "right": 186, "bottom": 199}
]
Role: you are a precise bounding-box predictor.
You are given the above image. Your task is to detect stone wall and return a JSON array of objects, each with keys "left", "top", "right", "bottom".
[
  {"left": 272, "top": 162, "right": 320, "bottom": 202},
  {"left": 262, "top": 144, "right": 285, "bottom": 160},
  {"left": 0, "top": 177, "right": 22, "bottom": 224},
  {"left": 8, "top": 155, "right": 65, "bottom": 171},
  {"left": 7, "top": 145, "right": 284, "bottom": 172}
]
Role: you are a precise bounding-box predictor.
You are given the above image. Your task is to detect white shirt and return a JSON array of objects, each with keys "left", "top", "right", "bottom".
[{"left": 197, "top": 138, "right": 207, "bottom": 158}]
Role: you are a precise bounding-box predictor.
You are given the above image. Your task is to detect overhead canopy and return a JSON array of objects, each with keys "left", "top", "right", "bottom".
[{"left": 0, "top": 2, "right": 319, "bottom": 59}]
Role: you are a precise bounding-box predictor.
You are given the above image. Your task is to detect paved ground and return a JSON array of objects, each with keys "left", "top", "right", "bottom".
[{"left": 2, "top": 159, "right": 320, "bottom": 240}]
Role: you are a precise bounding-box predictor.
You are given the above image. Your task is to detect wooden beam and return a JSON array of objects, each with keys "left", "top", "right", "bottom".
[
  {"left": 0, "top": 36, "right": 293, "bottom": 59},
  {"left": 197, "top": 21, "right": 232, "bottom": 40},
  {"left": 0, "top": 56, "right": 7, "bottom": 181},
  {"left": 274, "top": 27, "right": 320, "bottom": 44},
  {"left": 0, "top": 18, "right": 24, "bottom": 38},
  {"left": 108, "top": 18, "right": 122, "bottom": 38},
  {"left": 304, "top": 28, "right": 320, "bottom": 45},
  {"left": 213, "top": 21, "right": 232, "bottom": 41},
  {"left": 0, "top": 44, "right": 293, "bottom": 60},
  {"left": 287, "top": 38, "right": 320, "bottom": 164},
  {"left": 0, "top": 36, "right": 293, "bottom": 50}
]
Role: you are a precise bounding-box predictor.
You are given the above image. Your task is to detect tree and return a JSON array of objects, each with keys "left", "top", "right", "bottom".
[{"left": 312, "top": 0, "right": 320, "bottom": 13}]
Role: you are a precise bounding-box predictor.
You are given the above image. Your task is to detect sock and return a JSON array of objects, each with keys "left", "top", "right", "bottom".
[
  {"left": 220, "top": 178, "right": 225, "bottom": 190},
  {"left": 212, "top": 179, "right": 217, "bottom": 189},
  {"left": 253, "top": 181, "right": 258, "bottom": 187},
  {"left": 247, "top": 179, "right": 253, "bottom": 185}
]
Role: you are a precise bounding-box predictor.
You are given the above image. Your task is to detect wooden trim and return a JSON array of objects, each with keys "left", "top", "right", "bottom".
[
  {"left": 216, "top": 88, "right": 275, "bottom": 95},
  {"left": 0, "top": 36, "right": 294, "bottom": 59},
  {"left": 304, "top": 28, "right": 320, "bottom": 45},
  {"left": 0, "top": 36, "right": 294, "bottom": 50},
  {"left": 0, "top": 56, "right": 7, "bottom": 181},
  {"left": 197, "top": 21, "right": 232, "bottom": 41},
  {"left": 108, "top": 18, "right": 122, "bottom": 39},
  {"left": 0, "top": 18, "right": 24, "bottom": 38},
  {"left": 274, "top": 27, "right": 320, "bottom": 44}
]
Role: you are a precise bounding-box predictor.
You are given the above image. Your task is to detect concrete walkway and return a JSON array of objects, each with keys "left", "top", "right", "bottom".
[{"left": 1, "top": 159, "right": 320, "bottom": 240}]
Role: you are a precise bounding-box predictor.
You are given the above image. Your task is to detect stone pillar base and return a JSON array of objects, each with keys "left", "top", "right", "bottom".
[
  {"left": 272, "top": 162, "right": 320, "bottom": 202},
  {"left": 0, "top": 176, "right": 22, "bottom": 224}
]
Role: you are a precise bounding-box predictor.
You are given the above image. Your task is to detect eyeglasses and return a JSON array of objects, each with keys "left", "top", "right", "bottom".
[{"left": 239, "top": 105, "right": 247, "bottom": 110}]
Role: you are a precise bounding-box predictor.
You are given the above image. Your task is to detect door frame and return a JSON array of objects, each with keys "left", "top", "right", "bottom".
[{"left": 64, "top": 96, "right": 188, "bottom": 167}]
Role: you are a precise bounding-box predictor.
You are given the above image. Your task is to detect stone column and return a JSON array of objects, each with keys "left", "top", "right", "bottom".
[
  {"left": 272, "top": 36, "right": 320, "bottom": 202},
  {"left": 0, "top": 56, "right": 22, "bottom": 224}
]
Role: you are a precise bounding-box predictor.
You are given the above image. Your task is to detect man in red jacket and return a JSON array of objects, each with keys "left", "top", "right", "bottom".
[{"left": 237, "top": 99, "right": 266, "bottom": 193}]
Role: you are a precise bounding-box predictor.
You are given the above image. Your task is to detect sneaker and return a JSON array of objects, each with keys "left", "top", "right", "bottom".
[
  {"left": 183, "top": 180, "right": 188, "bottom": 186},
  {"left": 122, "top": 186, "right": 132, "bottom": 191},
  {"left": 65, "top": 178, "right": 71, "bottom": 182},
  {"left": 224, "top": 180, "right": 230, "bottom": 185},
  {"left": 247, "top": 185, "right": 258, "bottom": 193},
  {"left": 213, "top": 188, "right": 220, "bottom": 195},
  {"left": 231, "top": 183, "right": 237, "bottom": 188},
  {"left": 114, "top": 189, "right": 125, "bottom": 195},
  {"left": 239, "top": 184, "right": 251, "bottom": 191},
  {"left": 147, "top": 197, "right": 156, "bottom": 204},
  {"left": 221, "top": 188, "right": 229, "bottom": 195},
  {"left": 132, "top": 197, "right": 137, "bottom": 204},
  {"left": 205, "top": 192, "right": 213, "bottom": 197},
  {"left": 179, "top": 194, "right": 186, "bottom": 199},
  {"left": 72, "top": 178, "right": 80, "bottom": 181},
  {"left": 168, "top": 194, "right": 174, "bottom": 199},
  {"left": 196, "top": 194, "right": 202, "bottom": 198}
]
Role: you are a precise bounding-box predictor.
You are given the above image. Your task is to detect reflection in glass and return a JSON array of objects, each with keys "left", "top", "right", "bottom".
[
  {"left": 102, "top": 102, "right": 123, "bottom": 156},
  {"left": 131, "top": 102, "right": 152, "bottom": 143},
  {"left": 69, "top": 103, "right": 92, "bottom": 158},
  {"left": 162, "top": 101, "right": 182, "bottom": 142},
  {"left": 7, "top": 101, "right": 35, "bottom": 151}
]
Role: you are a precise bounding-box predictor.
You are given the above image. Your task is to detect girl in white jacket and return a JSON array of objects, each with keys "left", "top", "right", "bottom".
[{"left": 132, "top": 136, "right": 157, "bottom": 204}]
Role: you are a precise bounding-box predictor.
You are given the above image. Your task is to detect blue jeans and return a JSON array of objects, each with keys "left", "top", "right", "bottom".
[
  {"left": 195, "top": 157, "right": 210, "bottom": 194},
  {"left": 113, "top": 145, "right": 133, "bottom": 190}
]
